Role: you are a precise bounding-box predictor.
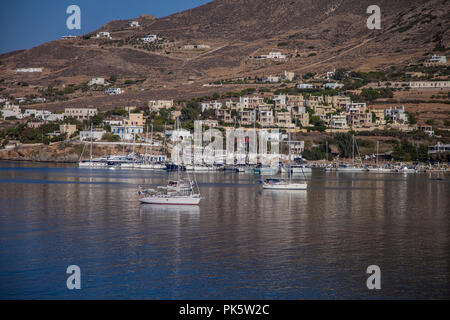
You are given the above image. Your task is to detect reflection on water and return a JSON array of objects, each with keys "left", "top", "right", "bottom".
[
  {"left": 0, "top": 161, "right": 448, "bottom": 299},
  {"left": 140, "top": 204, "right": 201, "bottom": 216}
]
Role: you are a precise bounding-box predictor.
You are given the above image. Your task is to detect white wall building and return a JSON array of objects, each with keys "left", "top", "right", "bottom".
[
  {"left": 323, "top": 82, "right": 344, "bottom": 90},
  {"left": 80, "top": 130, "right": 106, "bottom": 141},
  {"left": 15, "top": 68, "right": 43, "bottom": 73},
  {"left": 267, "top": 52, "right": 287, "bottom": 59},
  {"left": 88, "top": 77, "right": 106, "bottom": 86},
  {"left": 111, "top": 125, "right": 144, "bottom": 140},
  {"left": 45, "top": 113, "right": 65, "bottom": 122},
  {"left": 282, "top": 71, "right": 296, "bottom": 81},
  {"left": 428, "top": 142, "right": 450, "bottom": 154},
  {"left": 64, "top": 108, "right": 98, "bottom": 120},
  {"left": 426, "top": 55, "right": 447, "bottom": 65},
  {"left": 141, "top": 34, "right": 158, "bottom": 43},
  {"left": 149, "top": 100, "right": 174, "bottom": 112},
  {"left": 273, "top": 94, "right": 287, "bottom": 108},
  {"left": 105, "top": 88, "right": 123, "bottom": 95},
  {"left": 201, "top": 101, "right": 222, "bottom": 112},
  {"left": 297, "top": 83, "right": 313, "bottom": 89},
  {"left": 330, "top": 115, "right": 348, "bottom": 129},
  {"left": 409, "top": 81, "right": 450, "bottom": 89},
  {"left": 268, "top": 75, "right": 280, "bottom": 83},
  {"left": 96, "top": 32, "right": 112, "bottom": 39},
  {"left": 239, "top": 96, "right": 265, "bottom": 109},
  {"left": 129, "top": 21, "right": 139, "bottom": 27},
  {"left": 103, "top": 119, "right": 123, "bottom": 126},
  {"left": 384, "top": 106, "right": 408, "bottom": 123},
  {"left": 1, "top": 103, "right": 22, "bottom": 119},
  {"left": 345, "top": 102, "right": 367, "bottom": 114}
]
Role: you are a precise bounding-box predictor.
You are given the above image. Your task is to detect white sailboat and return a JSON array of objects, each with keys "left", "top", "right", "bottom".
[
  {"left": 263, "top": 117, "right": 307, "bottom": 190},
  {"left": 78, "top": 123, "right": 108, "bottom": 168},
  {"left": 135, "top": 124, "right": 165, "bottom": 170},
  {"left": 367, "top": 141, "right": 393, "bottom": 173},
  {"left": 262, "top": 178, "right": 308, "bottom": 190},
  {"left": 138, "top": 118, "right": 202, "bottom": 205},
  {"left": 337, "top": 134, "right": 367, "bottom": 172},
  {"left": 139, "top": 191, "right": 202, "bottom": 205}
]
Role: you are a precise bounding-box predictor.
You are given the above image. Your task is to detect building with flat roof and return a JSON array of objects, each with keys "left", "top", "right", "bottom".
[
  {"left": 149, "top": 100, "right": 174, "bottom": 112},
  {"left": 64, "top": 108, "right": 98, "bottom": 120},
  {"left": 428, "top": 142, "right": 450, "bottom": 154},
  {"left": 424, "top": 55, "right": 446, "bottom": 67},
  {"left": 111, "top": 125, "right": 144, "bottom": 141},
  {"left": 60, "top": 124, "right": 77, "bottom": 136},
  {"left": 124, "top": 113, "right": 145, "bottom": 126},
  {"left": 409, "top": 81, "right": 450, "bottom": 89}
]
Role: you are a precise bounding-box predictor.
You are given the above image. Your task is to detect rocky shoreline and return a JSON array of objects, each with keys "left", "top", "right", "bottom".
[{"left": 0, "top": 141, "right": 141, "bottom": 163}]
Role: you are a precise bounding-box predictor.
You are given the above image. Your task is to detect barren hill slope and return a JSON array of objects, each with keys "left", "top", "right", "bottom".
[{"left": 0, "top": 0, "right": 449, "bottom": 107}]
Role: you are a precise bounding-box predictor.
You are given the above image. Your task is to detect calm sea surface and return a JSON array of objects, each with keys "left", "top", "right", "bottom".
[{"left": 0, "top": 161, "right": 448, "bottom": 299}]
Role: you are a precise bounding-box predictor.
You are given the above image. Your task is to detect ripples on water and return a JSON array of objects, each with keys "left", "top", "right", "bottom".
[{"left": 0, "top": 162, "right": 448, "bottom": 299}]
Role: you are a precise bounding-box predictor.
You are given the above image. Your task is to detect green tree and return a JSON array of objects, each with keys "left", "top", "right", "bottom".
[
  {"left": 334, "top": 132, "right": 353, "bottom": 158},
  {"left": 181, "top": 101, "right": 201, "bottom": 121},
  {"left": 91, "top": 113, "right": 104, "bottom": 127},
  {"left": 406, "top": 112, "right": 417, "bottom": 125}
]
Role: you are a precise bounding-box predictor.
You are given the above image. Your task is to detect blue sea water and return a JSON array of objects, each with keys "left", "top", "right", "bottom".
[{"left": 0, "top": 161, "right": 449, "bottom": 299}]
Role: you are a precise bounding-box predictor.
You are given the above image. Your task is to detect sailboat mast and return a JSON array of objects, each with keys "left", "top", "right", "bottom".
[
  {"left": 352, "top": 134, "right": 355, "bottom": 165},
  {"left": 150, "top": 124, "right": 153, "bottom": 164},
  {"left": 288, "top": 126, "right": 291, "bottom": 184},
  {"left": 132, "top": 131, "right": 136, "bottom": 156},
  {"left": 376, "top": 141, "right": 379, "bottom": 167},
  {"left": 145, "top": 125, "right": 148, "bottom": 164},
  {"left": 90, "top": 122, "right": 93, "bottom": 163},
  {"left": 163, "top": 122, "right": 167, "bottom": 159}
]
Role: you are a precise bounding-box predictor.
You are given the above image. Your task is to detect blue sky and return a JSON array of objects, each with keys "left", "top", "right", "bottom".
[{"left": 0, "top": 0, "right": 212, "bottom": 54}]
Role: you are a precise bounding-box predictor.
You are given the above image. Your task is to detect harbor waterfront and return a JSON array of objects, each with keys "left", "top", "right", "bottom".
[{"left": 0, "top": 161, "right": 448, "bottom": 299}]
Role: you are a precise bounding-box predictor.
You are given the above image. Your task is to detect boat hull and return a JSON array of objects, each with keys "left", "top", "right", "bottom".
[
  {"left": 78, "top": 162, "right": 108, "bottom": 168},
  {"left": 254, "top": 168, "right": 279, "bottom": 175},
  {"left": 136, "top": 164, "right": 166, "bottom": 170},
  {"left": 367, "top": 168, "right": 393, "bottom": 173},
  {"left": 140, "top": 196, "right": 201, "bottom": 205},
  {"left": 263, "top": 183, "right": 307, "bottom": 190},
  {"left": 336, "top": 167, "right": 368, "bottom": 173}
]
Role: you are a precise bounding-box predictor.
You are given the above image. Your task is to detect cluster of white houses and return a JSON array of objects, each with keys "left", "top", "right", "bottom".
[
  {"left": 1, "top": 102, "right": 65, "bottom": 121},
  {"left": 182, "top": 93, "right": 415, "bottom": 132}
]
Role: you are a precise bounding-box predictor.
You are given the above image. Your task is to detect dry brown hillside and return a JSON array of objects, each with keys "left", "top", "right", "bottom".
[{"left": 0, "top": 0, "right": 449, "bottom": 110}]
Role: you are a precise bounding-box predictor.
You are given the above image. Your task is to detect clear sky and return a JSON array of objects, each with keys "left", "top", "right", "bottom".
[{"left": 0, "top": 0, "right": 212, "bottom": 54}]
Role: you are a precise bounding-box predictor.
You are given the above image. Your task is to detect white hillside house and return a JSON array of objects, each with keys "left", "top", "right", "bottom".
[
  {"left": 1, "top": 102, "right": 23, "bottom": 119},
  {"left": 96, "top": 32, "right": 112, "bottom": 39},
  {"left": 141, "top": 34, "right": 158, "bottom": 43},
  {"left": 15, "top": 68, "right": 43, "bottom": 73},
  {"left": 88, "top": 77, "right": 106, "bottom": 86},
  {"left": 105, "top": 88, "right": 123, "bottom": 95},
  {"left": 129, "top": 21, "right": 139, "bottom": 27},
  {"left": 267, "top": 52, "right": 287, "bottom": 59}
]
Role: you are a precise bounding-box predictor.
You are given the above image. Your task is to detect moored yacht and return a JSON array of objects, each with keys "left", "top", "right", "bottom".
[
  {"left": 139, "top": 190, "right": 202, "bottom": 205},
  {"left": 262, "top": 178, "right": 307, "bottom": 190},
  {"left": 281, "top": 164, "right": 312, "bottom": 174},
  {"left": 336, "top": 164, "right": 369, "bottom": 172}
]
